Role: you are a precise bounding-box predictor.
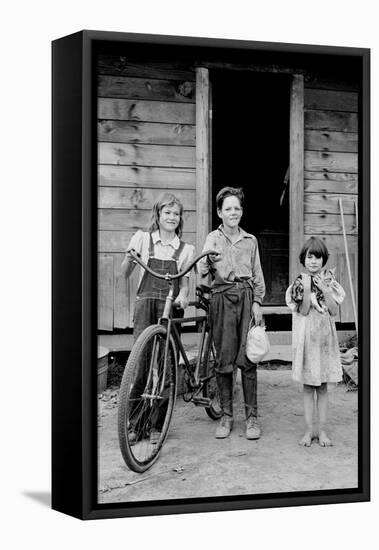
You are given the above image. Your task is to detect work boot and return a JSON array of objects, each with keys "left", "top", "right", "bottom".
[
  {"left": 215, "top": 415, "right": 234, "bottom": 439},
  {"left": 245, "top": 416, "right": 261, "bottom": 440},
  {"left": 215, "top": 372, "right": 234, "bottom": 439}
]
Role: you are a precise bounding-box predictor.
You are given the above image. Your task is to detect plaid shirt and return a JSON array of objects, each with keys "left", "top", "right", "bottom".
[{"left": 199, "top": 225, "right": 265, "bottom": 304}]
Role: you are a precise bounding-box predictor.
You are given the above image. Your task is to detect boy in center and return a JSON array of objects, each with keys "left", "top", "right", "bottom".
[{"left": 199, "top": 187, "right": 265, "bottom": 440}]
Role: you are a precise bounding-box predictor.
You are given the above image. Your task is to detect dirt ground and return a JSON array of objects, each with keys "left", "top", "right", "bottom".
[{"left": 97, "top": 367, "right": 358, "bottom": 504}]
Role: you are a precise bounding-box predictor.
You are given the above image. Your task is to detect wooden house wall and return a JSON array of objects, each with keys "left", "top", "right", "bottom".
[
  {"left": 97, "top": 56, "right": 197, "bottom": 330},
  {"left": 97, "top": 55, "right": 359, "bottom": 330},
  {"left": 304, "top": 78, "right": 358, "bottom": 322}
]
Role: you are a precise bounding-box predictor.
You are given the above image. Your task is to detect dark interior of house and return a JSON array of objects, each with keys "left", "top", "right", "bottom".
[{"left": 211, "top": 70, "right": 291, "bottom": 308}]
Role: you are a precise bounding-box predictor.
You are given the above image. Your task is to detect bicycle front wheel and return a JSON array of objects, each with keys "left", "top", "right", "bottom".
[
  {"left": 202, "top": 332, "right": 222, "bottom": 420},
  {"left": 118, "top": 325, "right": 177, "bottom": 473}
]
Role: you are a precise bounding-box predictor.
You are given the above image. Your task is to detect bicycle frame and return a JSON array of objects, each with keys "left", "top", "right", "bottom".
[
  {"left": 127, "top": 248, "right": 218, "bottom": 401},
  {"left": 152, "top": 281, "right": 210, "bottom": 398}
]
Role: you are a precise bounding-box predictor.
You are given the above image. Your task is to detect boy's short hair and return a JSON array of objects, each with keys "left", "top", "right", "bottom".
[
  {"left": 149, "top": 193, "right": 184, "bottom": 237},
  {"left": 299, "top": 236, "right": 329, "bottom": 267},
  {"left": 216, "top": 187, "right": 244, "bottom": 210}
]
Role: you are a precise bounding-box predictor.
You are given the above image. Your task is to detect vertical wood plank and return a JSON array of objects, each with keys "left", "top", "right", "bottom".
[
  {"left": 113, "top": 254, "right": 128, "bottom": 329},
  {"left": 337, "top": 252, "right": 357, "bottom": 323},
  {"left": 98, "top": 255, "right": 114, "bottom": 330},
  {"left": 196, "top": 67, "right": 210, "bottom": 255},
  {"left": 128, "top": 270, "right": 140, "bottom": 328},
  {"left": 327, "top": 250, "right": 341, "bottom": 322},
  {"left": 289, "top": 74, "right": 304, "bottom": 282}
]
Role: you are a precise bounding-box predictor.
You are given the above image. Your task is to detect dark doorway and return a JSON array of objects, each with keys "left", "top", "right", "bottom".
[{"left": 211, "top": 70, "right": 290, "bottom": 305}]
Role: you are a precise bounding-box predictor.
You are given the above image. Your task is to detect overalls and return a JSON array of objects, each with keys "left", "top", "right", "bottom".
[{"left": 131, "top": 233, "right": 185, "bottom": 432}]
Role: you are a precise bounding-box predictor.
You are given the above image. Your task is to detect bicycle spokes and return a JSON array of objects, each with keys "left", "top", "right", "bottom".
[{"left": 118, "top": 325, "right": 177, "bottom": 472}]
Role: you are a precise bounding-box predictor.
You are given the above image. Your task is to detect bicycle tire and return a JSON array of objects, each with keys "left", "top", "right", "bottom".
[
  {"left": 202, "top": 332, "right": 222, "bottom": 420},
  {"left": 118, "top": 324, "right": 177, "bottom": 473}
]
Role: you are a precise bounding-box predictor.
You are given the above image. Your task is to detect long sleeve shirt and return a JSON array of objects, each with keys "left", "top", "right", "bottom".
[{"left": 199, "top": 225, "right": 266, "bottom": 304}]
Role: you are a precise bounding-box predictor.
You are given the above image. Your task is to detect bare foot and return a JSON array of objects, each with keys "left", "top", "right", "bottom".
[
  {"left": 318, "top": 430, "right": 333, "bottom": 447},
  {"left": 298, "top": 431, "right": 312, "bottom": 447}
]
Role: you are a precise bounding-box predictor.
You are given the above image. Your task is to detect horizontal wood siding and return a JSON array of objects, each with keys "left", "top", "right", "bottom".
[
  {"left": 304, "top": 85, "right": 358, "bottom": 324},
  {"left": 98, "top": 55, "right": 196, "bottom": 330},
  {"left": 98, "top": 231, "right": 196, "bottom": 254},
  {"left": 98, "top": 120, "right": 195, "bottom": 146},
  {"left": 98, "top": 165, "right": 195, "bottom": 189},
  {"left": 98, "top": 98, "right": 195, "bottom": 124}
]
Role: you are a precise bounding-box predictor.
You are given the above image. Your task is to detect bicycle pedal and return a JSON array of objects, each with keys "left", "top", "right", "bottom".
[{"left": 191, "top": 396, "right": 212, "bottom": 407}]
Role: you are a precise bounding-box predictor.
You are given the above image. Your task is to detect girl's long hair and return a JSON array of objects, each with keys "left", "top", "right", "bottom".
[{"left": 149, "top": 193, "right": 184, "bottom": 238}]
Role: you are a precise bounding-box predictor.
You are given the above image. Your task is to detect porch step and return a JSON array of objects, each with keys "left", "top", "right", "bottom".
[{"left": 99, "top": 330, "right": 355, "bottom": 355}]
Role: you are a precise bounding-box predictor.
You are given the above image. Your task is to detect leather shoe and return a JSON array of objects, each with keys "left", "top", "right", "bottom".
[
  {"left": 246, "top": 417, "right": 261, "bottom": 440},
  {"left": 215, "top": 415, "right": 234, "bottom": 439}
]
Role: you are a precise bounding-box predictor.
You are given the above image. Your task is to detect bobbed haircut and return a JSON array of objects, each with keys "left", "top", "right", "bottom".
[
  {"left": 216, "top": 186, "right": 244, "bottom": 210},
  {"left": 299, "top": 236, "right": 329, "bottom": 267},
  {"left": 149, "top": 193, "right": 184, "bottom": 237}
]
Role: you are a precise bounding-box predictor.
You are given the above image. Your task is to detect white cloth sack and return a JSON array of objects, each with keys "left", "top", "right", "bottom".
[{"left": 246, "top": 324, "right": 270, "bottom": 363}]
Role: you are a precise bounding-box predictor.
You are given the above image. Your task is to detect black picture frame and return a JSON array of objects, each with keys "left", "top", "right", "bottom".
[{"left": 52, "top": 30, "right": 370, "bottom": 520}]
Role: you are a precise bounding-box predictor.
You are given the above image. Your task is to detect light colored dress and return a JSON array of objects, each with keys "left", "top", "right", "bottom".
[{"left": 285, "top": 274, "right": 345, "bottom": 386}]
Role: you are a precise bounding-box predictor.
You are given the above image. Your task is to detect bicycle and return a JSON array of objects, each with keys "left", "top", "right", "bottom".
[{"left": 118, "top": 249, "right": 221, "bottom": 473}]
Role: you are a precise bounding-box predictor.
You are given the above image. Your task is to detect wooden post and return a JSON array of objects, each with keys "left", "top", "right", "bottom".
[
  {"left": 196, "top": 67, "right": 211, "bottom": 255},
  {"left": 289, "top": 74, "right": 304, "bottom": 283}
]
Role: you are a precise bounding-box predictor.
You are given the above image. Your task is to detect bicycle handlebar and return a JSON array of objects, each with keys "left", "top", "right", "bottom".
[{"left": 127, "top": 249, "right": 220, "bottom": 281}]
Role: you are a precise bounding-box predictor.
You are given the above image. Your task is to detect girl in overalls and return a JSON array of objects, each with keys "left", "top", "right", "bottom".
[{"left": 120, "top": 193, "right": 195, "bottom": 443}]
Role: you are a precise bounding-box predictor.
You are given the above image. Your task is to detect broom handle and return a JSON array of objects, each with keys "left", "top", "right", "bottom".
[{"left": 339, "top": 198, "right": 358, "bottom": 332}]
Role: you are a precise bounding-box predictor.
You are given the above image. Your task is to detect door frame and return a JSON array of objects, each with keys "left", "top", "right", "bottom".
[{"left": 195, "top": 67, "right": 304, "bottom": 296}]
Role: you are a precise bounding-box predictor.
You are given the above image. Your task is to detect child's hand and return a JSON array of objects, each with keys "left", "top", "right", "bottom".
[
  {"left": 174, "top": 291, "right": 189, "bottom": 310},
  {"left": 301, "top": 273, "right": 311, "bottom": 289},
  {"left": 208, "top": 252, "right": 221, "bottom": 263},
  {"left": 313, "top": 274, "right": 328, "bottom": 293},
  {"left": 251, "top": 302, "right": 262, "bottom": 326}
]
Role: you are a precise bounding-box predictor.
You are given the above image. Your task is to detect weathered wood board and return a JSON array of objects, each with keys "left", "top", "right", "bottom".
[
  {"left": 98, "top": 98, "right": 196, "bottom": 124},
  {"left": 98, "top": 230, "right": 197, "bottom": 254},
  {"left": 99, "top": 143, "right": 196, "bottom": 168},
  {"left": 305, "top": 110, "right": 358, "bottom": 132},
  {"left": 304, "top": 213, "right": 357, "bottom": 235},
  {"left": 98, "top": 255, "right": 114, "bottom": 330},
  {"left": 98, "top": 187, "right": 196, "bottom": 210},
  {"left": 304, "top": 178, "right": 358, "bottom": 195},
  {"left": 97, "top": 55, "right": 195, "bottom": 81},
  {"left": 335, "top": 252, "right": 357, "bottom": 324},
  {"left": 98, "top": 120, "right": 195, "bottom": 146},
  {"left": 112, "top": 254, "right": 128, "bottom": 328},
  {"left": 304, "top": 76, "right": 359, "bottom": 92},
  {"left": 98, "top": 165, "right": 196, "bottom": 189},
  {"left": 304, "top": 89, "right": 358, "bottom": 112},
  {"left": 98, "top": 75, "right": 195, "bottom": 102},
  {"left": 98, "top": 209, "right": 196, "bottom": 231},
  {"left": 305, "top": 151, "right": 358, "bottom": 173},
  {"left": 305, "top": 130, "right": 358, "bottom": 153},
  {"left": 304, "top": 193, "right": 357, "bottom": 214}
]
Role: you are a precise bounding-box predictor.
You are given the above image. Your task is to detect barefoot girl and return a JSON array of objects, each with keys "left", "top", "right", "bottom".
[
  {"left": 120, "top": 193, "right": 195, "bottom": 443},
  {"left": 285, "top": 237, "right": 345, "bottom": 447}
]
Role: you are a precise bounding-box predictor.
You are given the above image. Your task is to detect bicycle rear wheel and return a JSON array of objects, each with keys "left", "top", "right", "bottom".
[
  {"left": 202, "top": 332, "right": 222, "bottom": 420},
  {"left": 118, "top": 324, "right": 177, "bottom": 473}
]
